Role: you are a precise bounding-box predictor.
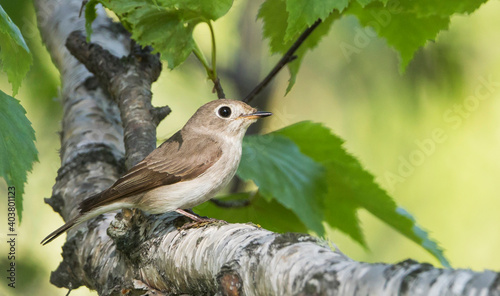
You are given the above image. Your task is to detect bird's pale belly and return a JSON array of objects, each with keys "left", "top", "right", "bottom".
[{"left": 138, "top": 148, "right": 241, "bottom": 214}]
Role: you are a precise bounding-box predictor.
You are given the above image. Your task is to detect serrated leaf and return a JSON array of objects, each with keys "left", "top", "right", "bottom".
[
  {"left": 284, "top": 0, "right": 348, "bottom": 41},
  {"left": 285, "top": 13, "right": 337, "bottom": 93},
  {"left": 195, "top": 192, "right": 308, "bottom": 234},
  {"left": 356, "top": 0, "right": 383, "bottom": 7},
  {"left": 0, "top": 90, "right": 38, "bottom": 222},
  {"left": 237, "top": 133, "right": 326, "bottom": 236},
  {"left": 276, "top": 121, "right": 449, "bottom": 267},
  {"left": 129, "top": 9, "right": 196, "bottom": 69},
  {"left": 346, "top": 0, "right": 486, "bottom": 72},
  {"left": 87, "top": 0, "right": 233, "bottom": 69},
  {"left": 398, "top": 0, "right": 487, "bottom": 17},
  {"left": 0, "top": 5, "right": 32, "bottom": 96},
  {"left": 347, "top": 1, "right": 450, "bottom": 72},
  {"left": 397, "top": 207, "right": 451, "bottom": 268},
  {"left": 258, "top": 0, "right": 338, "bottom": 93},
  {"left": 84, "top": 0, "right": 99, "bottom": 41},
  {"left": 258, "top": 0, "right": 288, "bottom": 54}
]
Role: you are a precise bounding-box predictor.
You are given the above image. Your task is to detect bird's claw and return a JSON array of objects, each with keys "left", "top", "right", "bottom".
[{"left": 177, "top": 218, "right": 226, "bottom": 231}]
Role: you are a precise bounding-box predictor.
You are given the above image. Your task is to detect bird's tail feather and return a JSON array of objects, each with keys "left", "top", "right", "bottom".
[{"left": 40, "top": 216, "right": 79, "bottom": 245}]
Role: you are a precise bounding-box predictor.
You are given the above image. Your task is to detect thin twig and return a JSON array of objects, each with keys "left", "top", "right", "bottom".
[
  {"left": 243, "top": 19, "right": 322, "bottom": 103},
  {"left": 210, "top": 198, "right": 251, "bottom": 208},
  {"left": 213, "top": 77, "right": 226, "bottom": 99},
  {"left": 78, "top": 0, "right": 88, "bottom": 18}
]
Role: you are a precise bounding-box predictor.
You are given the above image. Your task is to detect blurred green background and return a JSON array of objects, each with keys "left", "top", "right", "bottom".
[{"left": 1, "top": 0, "right": 500, "bottom": 294}]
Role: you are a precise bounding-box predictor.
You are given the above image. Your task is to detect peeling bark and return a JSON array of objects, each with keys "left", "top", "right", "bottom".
[
  {"left": 35, "top": 0, "right": 500, "bottom": 295},
  {"left": 65, "top": 30, "right": 164, "bottom": 167}
]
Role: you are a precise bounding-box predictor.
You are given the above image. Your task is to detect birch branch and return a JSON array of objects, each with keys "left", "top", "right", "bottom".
[
  {"left": 64, "top": 29, "right": 166, "bottom": 167},
  {"left": 35, "top": 0, "right": 500, "bottom": 295}
]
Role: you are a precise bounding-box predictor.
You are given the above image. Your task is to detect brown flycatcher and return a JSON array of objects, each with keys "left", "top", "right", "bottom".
[{"left": 41, "top": 99, "right": 271, "bottom": 245}]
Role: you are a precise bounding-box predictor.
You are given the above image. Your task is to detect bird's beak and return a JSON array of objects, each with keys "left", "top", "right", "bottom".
[{"left": 238, "top": 111, "right": 272, "bottom": 120}]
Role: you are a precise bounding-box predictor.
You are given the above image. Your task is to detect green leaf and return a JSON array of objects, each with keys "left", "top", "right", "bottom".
[
  {"left": 398, "top": 0, "right": 487, "bottom": 17},
  {"left": 238, "top": 133, "right": 326, "bottom": 236},
  {"left": 346, "top": 0, "right": 487, "bottom": 72},
  {"left": 0, "top": 90, "right": 38, "bottom": 222},
  {"left": 260, "top": 0, "right": 488, "bottom": 79},
  {"left": 84, "top": 0, "right": 99, "bottom": 41},
  {"left": 356, "top": 0, "right": 384, "bottom": 7},
  {"left": 195, "top": 192, "right": 308, "bottom": 234},
  {"left": 397, "top": 207, "right": 451, "bottom": 268},
  {"left": 284, "top": 0, "right": 348, "bottom": 41},
  {"left": 258, "top": 0, "right": 288, "bottom": 54},
  {"left": 88, "top": 0, "right": 233, "bottom": 69},
  {"left": 0, "top": 4, "right": 32, "bottom": 96},
  {"left": 285, "top": 13, "right": 337, "bottom": 93},
  {"left": 276, "top": 121, "right": 449, "bottom": 267},
  {"left": 346, "top": 1, "right": 450, "bottom": 72},
  {"left": 258, "top": 0, "right": 338, "bottom": 93}
]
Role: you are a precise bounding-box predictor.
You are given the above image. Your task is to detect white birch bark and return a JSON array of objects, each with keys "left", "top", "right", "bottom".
[{"left": 34, "top": 0, "right": 500, "bottom": 295}]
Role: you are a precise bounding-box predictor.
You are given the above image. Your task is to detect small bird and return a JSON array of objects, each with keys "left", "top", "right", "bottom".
[{"left": 41, "top": 99, "right": 271, "bottom": 245}]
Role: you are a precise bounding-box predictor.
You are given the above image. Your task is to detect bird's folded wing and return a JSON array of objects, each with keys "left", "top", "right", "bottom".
[{"left": 79, "top": 132, "right": 222, "bottom": 213}]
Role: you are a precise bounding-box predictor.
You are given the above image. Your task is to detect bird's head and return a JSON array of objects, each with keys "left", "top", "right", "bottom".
[{"left": 184, "top": 99, "right": 272, "bottom": 141}]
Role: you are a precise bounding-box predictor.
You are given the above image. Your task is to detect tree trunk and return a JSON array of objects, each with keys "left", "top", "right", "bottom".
[{"left": 34, "top": 0, "right": 500, "bottom": 295}]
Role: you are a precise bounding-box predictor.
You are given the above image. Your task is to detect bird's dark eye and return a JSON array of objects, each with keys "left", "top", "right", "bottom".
[{"left": 218, "top": 106, "right": 232, "bottom": 118}]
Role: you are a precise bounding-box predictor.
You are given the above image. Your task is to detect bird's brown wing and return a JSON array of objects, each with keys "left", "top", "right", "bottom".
[{"left": 79, "top": 131, "right": 223, "bottom": 213}]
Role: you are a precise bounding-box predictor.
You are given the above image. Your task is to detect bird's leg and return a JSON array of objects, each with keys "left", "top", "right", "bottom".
[
  {"left": 175, "top": 209, "right": 205, "bottom": 221},
  {"left": 175, "top": 209, "right": 226, "bottom": 230}
]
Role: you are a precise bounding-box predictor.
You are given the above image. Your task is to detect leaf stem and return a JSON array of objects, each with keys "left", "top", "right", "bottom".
[
  {"left": 192, "top": 41, "right": 211, "bottom": 77},
  {"left": 192, "top": 23, "right": 225, "bottom": 99},
  {"left": 208, "top": 21, "right": 217, "bottom": 80}
]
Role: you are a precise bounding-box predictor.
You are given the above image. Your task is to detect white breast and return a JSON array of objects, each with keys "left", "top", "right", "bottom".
[{"left": 138, "top": 136, "right": 242, "bottom": 214}]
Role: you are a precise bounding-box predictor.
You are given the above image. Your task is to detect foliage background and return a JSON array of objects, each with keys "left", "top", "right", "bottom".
[{"left": 1, "top": 0, "right": 500, "bottom": 294}]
